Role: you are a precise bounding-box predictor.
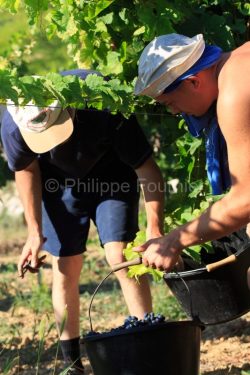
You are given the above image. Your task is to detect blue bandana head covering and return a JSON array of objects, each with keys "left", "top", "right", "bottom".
[{"left": 164, "top": 44, "right": 222, "bottom": 94}]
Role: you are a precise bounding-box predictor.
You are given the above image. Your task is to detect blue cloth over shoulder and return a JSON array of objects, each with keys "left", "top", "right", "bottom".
[
  {"left": 164, "top": 42, "right": 231, "bottom": 195},
  {"left": 182, "top": 104, "right": 231, "bottom": 195}
]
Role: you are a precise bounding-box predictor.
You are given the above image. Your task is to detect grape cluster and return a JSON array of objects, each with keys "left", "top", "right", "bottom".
[
  {"left": 123, "top": 312, "right": 165, "bottom": 329},
  {"left": 86, "top": 312, "right": 166, "bottom": 337}
]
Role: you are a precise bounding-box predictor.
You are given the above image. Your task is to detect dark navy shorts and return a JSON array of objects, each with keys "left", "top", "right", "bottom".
[{"left": 41, "top": 168, "right": 140, "bottom": 257}]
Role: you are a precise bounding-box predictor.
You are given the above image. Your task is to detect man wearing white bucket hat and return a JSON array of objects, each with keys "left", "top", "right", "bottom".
[
  {"left": 134, "top": 33, "right": 250, "bottom": 271},
  {"left": 1, "top": 70, "right": 164, "bottom": 374}
]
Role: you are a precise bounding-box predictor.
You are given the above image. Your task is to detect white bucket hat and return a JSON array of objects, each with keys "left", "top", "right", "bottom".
[
  {"left": 7, "top": 100, "right": 73, "bottom": 153},
  {"left": 134, "top": 33, "right": 205, "bottom": 98}
]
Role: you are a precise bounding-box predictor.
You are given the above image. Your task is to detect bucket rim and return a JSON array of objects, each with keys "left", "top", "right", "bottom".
[
  {"left": 164, "top": 268, "right": 207, "bottom": 279},
  {"left": 83, "top": 319, "right": 204, "bottom": 343},
  {"left": 197, "top": 308, "right": 250, "bottom": 326},
  {"left": 165, "top": 245, "right": 250, "bottom": 280}
]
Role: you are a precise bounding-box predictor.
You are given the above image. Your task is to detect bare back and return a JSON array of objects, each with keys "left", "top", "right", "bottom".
[{"left": 216, "top": 41, "right": 250, "bottom": 197}]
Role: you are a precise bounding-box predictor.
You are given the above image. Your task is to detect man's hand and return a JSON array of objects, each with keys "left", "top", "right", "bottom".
[
  {"left": 18, "top": 234, "right": 46, "bottom": 278},
  {"left": 22, "top": 255, "right": 47, "bottom": 277},
  {"left": 133, "top": 234, "right": 183, "bottom": 272}
]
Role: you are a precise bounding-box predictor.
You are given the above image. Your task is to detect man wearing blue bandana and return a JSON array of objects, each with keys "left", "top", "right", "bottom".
[{"left": 134, "top": 33, "right": 250, "bottom": 272}]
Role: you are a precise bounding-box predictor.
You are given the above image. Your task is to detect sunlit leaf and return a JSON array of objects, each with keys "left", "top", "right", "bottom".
[
  {"left": 0, "top": 0, "right": 20, "bottom": 13},
  {"left": 133, "top": 26, "right": 145, "bottom": 36}
]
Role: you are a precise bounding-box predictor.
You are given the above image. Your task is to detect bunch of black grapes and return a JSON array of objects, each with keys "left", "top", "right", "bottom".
[{"left": 86, "top": 312, "right": 166, "bottom": 337}]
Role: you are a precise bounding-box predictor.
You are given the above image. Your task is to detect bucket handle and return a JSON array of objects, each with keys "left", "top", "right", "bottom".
[
  {"left": 173, "top": 270, "right": 198, "bottom": 321},
  {"left": 111, "top": 257, "right": 143, "bottom": 272},
  {"left": 88, "top": 258, "right": 143, "bottom": 332},
  {"left": 88, "top": 257, "right": 200, "bottom": 332}
]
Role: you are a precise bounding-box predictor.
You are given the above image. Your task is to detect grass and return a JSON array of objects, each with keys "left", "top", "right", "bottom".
[
  {"left": 0, "top": 231, "right": 186, "bottom": 373},
  {"left": 0, "top": 181, "right": 27, "bottom": 244},
  {"left": 0, "top": 213, "right": 26, "bottom": 244},
  {"left": 13, "top": 283, "right": 52, "bottom": 315}
]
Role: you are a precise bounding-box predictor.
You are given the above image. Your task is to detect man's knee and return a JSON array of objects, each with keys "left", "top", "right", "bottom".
[
  {"left": 104, "top": 241, "right": 127, "bottom": 266},
  {"left": 53, "top": 254, "right": 83, "bottom": 282}
]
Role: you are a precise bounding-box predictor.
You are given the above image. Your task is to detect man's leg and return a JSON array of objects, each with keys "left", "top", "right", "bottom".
[
  {"left": 41, "top": 171, "right": 92, "bottom": 373},
  {"left": 52, "top": 254, "right": 84, "bottom": 372},
  {"left": 104, "top": 241, "right": 152, "bottom": 319}
]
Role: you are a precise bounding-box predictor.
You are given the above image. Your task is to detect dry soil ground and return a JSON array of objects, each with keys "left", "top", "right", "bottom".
[{"left": 0, "top": 239, "right": 249, "bottom": 375}]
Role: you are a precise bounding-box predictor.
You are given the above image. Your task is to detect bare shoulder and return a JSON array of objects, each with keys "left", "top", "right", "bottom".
[
  {"left": 233, "top": 41, "right": 250, "bottom": 54},
  {"left": 218, "top": 42, "right": 250, "bottom": 89},
  {"left": 217, "top": 42, "right": 250, "bottom": 119}
]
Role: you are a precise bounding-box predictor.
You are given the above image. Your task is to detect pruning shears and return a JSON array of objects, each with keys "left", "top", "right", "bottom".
[{"left": 21, "top": 254, "right": 47, "bottom": 278}]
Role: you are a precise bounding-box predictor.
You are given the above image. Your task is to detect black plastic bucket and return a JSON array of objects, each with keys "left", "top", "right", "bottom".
[
  {"left": 84, "top": 320, "right": 202, "bottom": 375},
  {"left": 164, "top": 246, "right": 250, "bottom": 325},
  {"left": 83, "top": 264, "right": 203, "bottom": 375}
]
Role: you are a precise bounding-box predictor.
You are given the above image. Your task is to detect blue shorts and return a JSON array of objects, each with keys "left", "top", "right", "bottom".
[{"left": 41, "top": 167, "right": 140, "bottom": 257}]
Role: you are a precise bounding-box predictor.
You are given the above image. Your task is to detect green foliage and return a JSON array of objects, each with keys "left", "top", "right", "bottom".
[
  {"left": 36, "top": 317, "right": 47, "bottom": 375},
  {"left": 0, "top": 71, "right": 141, "bottom": 116},
  {"left": 0, "top": 0, "right": 248, "bottom": 109},
  {"left": 0, "top": 0, "right": 249, "bottom": 254},
  {"left": 124, "top": 231, "right": 164, "bottom": 281},
  {"left": 0, "top": 10, "right": 71, "bottom": 76},
  {"left": 0, "top": 0, "right": 248, "bottom": 97},
  {"left": 0, "top": 0, "right": 20, "bottom": 13},
  {"left": 0, "top": 352, "right": 19, "bottom": 374},
  {"left": 176, "top": 0, "right": 250, "bottom": 49},
  {"left": 13, "top": 281, "right": 52, "bottom": 314},
  {"left": 0, "top": 263, "right": 16, "bottom": 273},
  {"left": 153, "top": 293, "right": 187, "bottom": 320}
]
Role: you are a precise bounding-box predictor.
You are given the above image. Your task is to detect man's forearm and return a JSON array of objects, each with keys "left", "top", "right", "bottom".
[
  {"left": 136, "top": 157, "right": 165, "bottom": 236},
  {"left": 15, "top": 160, "right": 42, "bottom": 234},
  {"left": 174, "top": 188, "right": 250, "bottom": 250},
  {"left": 143, "top": 200, "right": 164, "bottom": 236}
]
